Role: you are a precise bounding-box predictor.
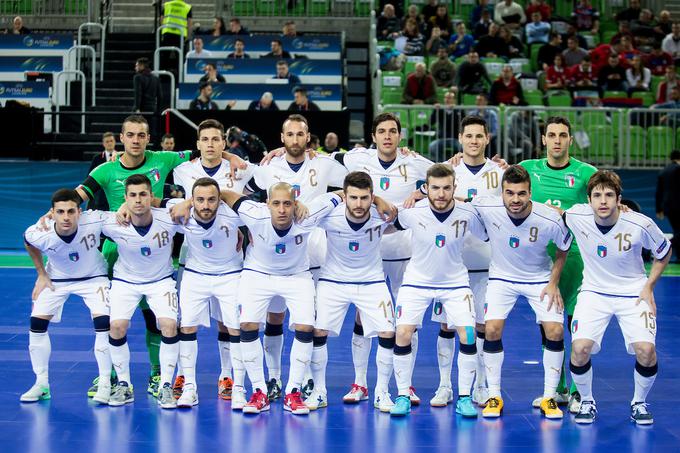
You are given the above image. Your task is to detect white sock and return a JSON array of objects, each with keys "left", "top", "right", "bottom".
[
  {"left": 230, "top": 338, "right": 246, "bottom": 388},
  {"left": 109, "top": 337, "right": 131, "bottom": 384},
  {"left": 485, "top": 351, "right": 504, "bottom": 398},
  {"left": 543, "top": 347, "right": 565, "bottom": 398},
  {"left": 218, "top": 338, "right": 232, "bottom": 380},
  {"left": 94, "top": 331, "right": 112, "bottom": 381},
  {"left": 263, "top": 333, "right": 283, "bottom": 382},
  {"left": 160, "top": 336, "right": 179, "bottom": 386},
  {"left": 285, "top": 338, "right": 313, "bottom": 395},
  {"left": 409, "top": 330, "right": 419, "bottom": 376},
  {"left": 570, "top": 361, "right": 594, "bottom": 402},
  {"left": 240, "top": 338, "right": 266, "bottom": 393},
  {"left": 29, "top": 331, "right": 50, "bottom": 386},
  {"left": 457, "top": 347, "right": 477, "bottom": 397},
  {"left": 475, "top": 335, "right": 486, "bottom": 388},
  {"left": 179, "top": 339, "right": 198, "bottom": 386},
  {"left": 632, "top": 364, "right": 657, "bottom": 404},
  {"left": 393, "top": 349, "right": 412, "bottom": 396},
  {"left": 351, "top": 333, "right": 371, "bottom": 387},
  {"left": 310, "top": 344, "right": 328, "bottom": 392},
  {"left": 375, "top": 343, "right": 394, "bottom": 393},
  {"left": 436, "top": 334, "right": 455, "bottom": 388}
]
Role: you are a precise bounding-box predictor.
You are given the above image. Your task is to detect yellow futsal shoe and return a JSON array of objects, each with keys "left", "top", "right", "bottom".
[
  {"left": 540, "top": 397, "right": 564, "bottom": 419},
  {"left": 482, "top": 397, "right": 504, "bottom": 418}
]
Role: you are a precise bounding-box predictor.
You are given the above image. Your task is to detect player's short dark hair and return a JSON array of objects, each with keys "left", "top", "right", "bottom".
[
  {"left": 125, "top": 174, "right": 152, "bottom": 193},
  {"left": 161, "top": 133, "right": 174, "bottom": 142},
  {"left": 277, "top": 60, "right": 288, "bottom": 67},
  {"left": 235, "top": 38, "right": 244, "bottom": 45},
  {"left": 272, "top": 38, "right": 283, "bottom": 46},
  {"left": 230, "top": 17, "right": 240, "bottom": 24},
  {"left": 136, "top": 57, "right": 150, "bottom": 69},
  {"left": 587, "top": 170, "right": 622, "bottom": 198},
  {"left": 283, "top": 113, "right": 309, "bottom": 131},
  {"left": 102, "top": 131, "right": 115, "bottom": 140},
  {"left": 502, "top": 165, "right": 531, "bottom": 188},
  {"left": 544, "top": 116, "right": 572, "bottom": 135},
  {"left": 198, "top": 81, "right": 211, "bottom": 92},
  {"left": 121, "top": 115, "right": 148, "bottom": 133},
  {"left": 426, "top": 163, "right": 455, "bottom": 184},
  {"left": 197, "top": 118, "right": 225, "bottom": 138},
  {"left": 293, "top": 87, "right": 308, "bottom": 96},
  {"left": 372, "top": 112, "right": 402, "bottom": 136},
  {"left": 549, "top": 31, "right": 560, "bottom": 41},
  {"left": 192, "top": 177, "right": 220, "bottom": 196},
  {"left": 204, "top": 63, "right": 216, "bottom": 70},
  {"left": 51, "top": 188, "right": 80, "bottom": 207},
  {"left": 343, "top": 171, "right": 373, "bottom": 193},
  {"left": 460, "top": 115, "right": 488, "bottom": 135}
]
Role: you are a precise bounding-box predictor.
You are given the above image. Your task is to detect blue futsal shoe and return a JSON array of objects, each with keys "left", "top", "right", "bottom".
[
  {"left": 390, "top": 395, "right": 411, "bottom": 417},
  {"left": 456, "top": 396, "right": 478, "bottom": 417}
]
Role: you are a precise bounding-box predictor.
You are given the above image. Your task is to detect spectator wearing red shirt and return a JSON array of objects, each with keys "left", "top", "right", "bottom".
[
  {"left": 489, "top": 65, "right": 526, "bottom": 105},
  {"left": 545, "top": 54, "right": 569, "bottom": 90},
  {"left": 618, "top": 36, "right": 640, "bottom": 68},
  {"left": 656, "top": 65, "right": 678, "bottom": 103},
  {"left": 645, "top": 44, "right": 674, "bottom": 76},
  {"left": 590, "top": 42, "right": 621, "bottom": 75},
  {"left": 525, "top": 0, "right": 551, "bottom": 22},
  {"left": 402, "top": 62, "right": 438, "bottom": 104},
  {"left": 571, "top": 0, "right": 600, "bottom": 34},
  {"left": 568, "top": 55, "right": 597, "bottom": 91}
]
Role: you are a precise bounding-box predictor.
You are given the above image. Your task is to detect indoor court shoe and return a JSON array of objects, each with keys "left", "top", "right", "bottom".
[
  {"left": 430, "top": 386, "right": 454, "bottom": 407},
  {"left": 158, "top": 383, "right": 177, "bottom": 409},
  {"left": 540, "top": 397, "right": 563, "bottom": 419},
  {"left": 532, "top": 389, "right": 569, "bottom": 408},
  {"left": 92, "top": 382, "right": 111, "bottom": 405},
  {"left": 87, "top": 372, "right": 117, "bottom": 398},
  {"left": 218, "top": 377, "right": 233, "bottom": 400},
  {"left": 231, "top": 386, "right": 247, "bottom": 411},
  {"left": 574, "top": 400, "right": 597, "bottom": 424},
  {"left": 482, "top": 397, "right": 504, "bottom": 418},
  {"left": 177, "top": 384, "right": 199, "bottom": 408},
  {"left": 172, "top": 375, "right": 185, "bottom": 399},
  {"left": 305, "top": 388, "right": 328, "bottom": 410},
  {"left": 554, "top": 389, "right": 570, "bottom": 405},
  {"left": 243, "top": 389, "right": 270, "bottom": 414},
  {"left": 266, "top": 378, "right": 282, "bottom": 400},
  {"left": 301, "top": 378, "right": 315, "bottom": 400},
  {"left": 284, "top": 391, "right": 310, "bottom": 415},
  {"left": 630, "top": 402, "right": 654, "bottom": 425},
  {"left": 409, "top": 386, "right": 421, "bottom": 405},
  {"left": 473, "top": 386, "right": 489, "bottom": 407},
  {"left": 20, "top": 383, "right": 51, "bottom": 402},
  {"left": 455, "top": 396, "right": 478, "bottom": 417},
  {"left": 147, "top": 372, "right": 161, "bottom": 397},
  {"left": 109, "top": 382, "right": 134, "bottom": 406},
  {"left": 390, "top": 395, "right": 411, "bottom": 416},
  {"left": 343, "top": 384, "right": 369, "bottom": 403},
  {"left": 374, "top": 390, "right": 395, "bottom": 413},
  {"left": 568, "top": 391, "right": 582, "bottom": 414}
]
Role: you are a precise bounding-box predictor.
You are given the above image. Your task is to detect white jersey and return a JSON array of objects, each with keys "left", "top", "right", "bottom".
[
  {"left": 173, "top": 158, "right": 256, "bottom": 196},
  {"left": 317, "top": 205, "right": 390, "bottom": 283},
  {"left": 252, "top": 154, "right": 347, "bottom": 203},
  {"left": 236, "top": 193, "right": 340, "bottom": 275},
  {"left": 472, "top": 196, "right": 572, "bottom": 283},
  {"left": 565, "top": 204, "right": 671, "bottom": 296},
  {"left": 397, "top": 199, "right": 487, "bottom": 288},
  {"left": 454, "top": 159, "right": 504, "bottom": 271},
  {"left": 102, "top": 208, "right": 180, "bottom": 284},
  {"left": 23, "top": 210, "right": 108, "bottom": 281}
]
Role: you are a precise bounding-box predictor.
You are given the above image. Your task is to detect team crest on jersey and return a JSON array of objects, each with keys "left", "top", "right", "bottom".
[
  {"left": 435, "top": 234, "right": 446, "bottom": 248},
  {"left": 292, "top": 184, "right": 301, "bottom": 199},
  {"left": 433, "top": 301, "right": 443, "bottom": 315},
  {"left": 597, "top": 245, "right": 607, "bottom": 258},
  {"left": 379, "top": 177, "right": 390, "bottom": 190},
  {"left": 275, "top": 243, "right": 286, "bottom": 254},
  {"left": 467, "top": 188, "right": 477, "bottom": 198},
  {"left": 148, "top": 168, "right": 161, "bottom": 182},
  {"left": 565, "top": 173, "right": 575, "bottom": 188},
  {"left": 69, "top": 252, "right": 79, "bottom": 262},
  {"left": 140, "top": 247, "right": 152, "bottom": 256},
  {"left": 396, "top": 305, "right": 402, "bottom": 319},
  {"left": 348, "top": 241, "right": 359, "bottom": 252},
  {"left": 508, "top": 236, "right": 520, "bottom": 248},
  {"left": 571, "top": 319, "right": 578, "bottom": 333},
  {"left": 202, "top": 239, "right": 213, "bottom": 249},
  {"left": 177, "top": 151, "right": 186, "bottom": 159}
]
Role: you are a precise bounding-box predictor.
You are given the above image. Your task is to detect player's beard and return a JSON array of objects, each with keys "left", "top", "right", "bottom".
[
  {"left": 505, "top": 199, "right": 530, "bottom": 215},
  {"left": 285, "top": 144, "right": 305, "bottom": 159},
  {"left": 428, "top": 195, "right": 453, "bottom": 212},
  {"left": 348, "top": 206, "right": 369, "bottom": 221},
  {"left": 197, "top": 208, "right": 217, "bottom": 222}
]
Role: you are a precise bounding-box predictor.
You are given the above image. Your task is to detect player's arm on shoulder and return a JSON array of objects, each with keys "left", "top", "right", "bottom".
[
  {"left": 466, "top": 207, "right": 489, "bottom": 241},
  {"left": 219, "top": 189, "right": 248, "bottom": 210},
  {"left": 373, "top": 195, "right": 397, "bottom": 221}
]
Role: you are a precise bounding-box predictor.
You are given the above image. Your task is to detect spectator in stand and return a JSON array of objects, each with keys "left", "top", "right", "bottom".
[
  {"left": 507, "top": 109, "right": 541, "bottom": 161},
  {"left": 288, "top": 87, "right": 320, "bottom": 111},
  {"left": 400, "top": 18, "right": 425, "bottom": 56},
  {"left": 186, "top": 37, "right": 213, "bottom": 59},
  {"left": 426, "top": 26, "right": 448, "bottom": 55},
  {"left": 475, "top": 22, "right": 504, "bottom": 58},
  {"left": 572, "top": 0, "right": 600, "bottom": 34},
  {"left": 631, "top": 9, "right": 659, "bottom": 50},
  {"left": 590, "top": 41, "right": 622, "bottom": 75},
  {"left": 645, "top": 43, "right": 674, "bottom": 76},
  {"left": 525, "top": 0, "right": 551, "bottom": 22},
  {"left": 471, "top": 0, "right": 494, "bottom": 27},
  {"left": 87, "top": 132, "right": 117, "bottom": 211},
  {"left": 449, "top": 22, "right": 474, "bottom": 59},
  {"left": 562, "top": 35, "right": 589, "bottom": 67},
  {"left": 662, "top": 22, "right": 680, "bottom": 65},
  {"left": 562, "top": 24, "right": 589, "bottom": 50},
  {"left": 545, "top": 54, "right": 568, "bottom": 90},
  {"left": 598, "top": 53, "right": 628, "bottom": 93},
  {"left": 402, "top": 62, "right": 437, "bottom": 104},
  {"left": 208, "top": 17, "right": 226, "bottom": 36},
  {"left": 190, "top": 82, "right": 219, "bottom": 110},
  {"left": 199, "top": 63, "right": 225, "bottom": 83},
  {"left": 568, "top": 55, "right": 598, "bottom": 94},
  {"left": 248, "top": 91, "right": 279, "bottom": 111},
  {"left": 467, "top": 95, "right": 499, "bottom": 152},
  {"left": 225, "top": 17, "right": 249, "bottom": 35},
  {"left": 494, "top": 0, "right": 526, "bottom": 30},
  {"left": 420, "top": 0, "right": 438, "bottom": 24},
  {"left": 377, "top": 4, "right": 401, "bottom": 40},
  {"left": 430, "top": 47, "right": 457, "bottom": 87},
  {"left": 652, "top": 85, "right": 680, "bottom": 124},
  {"left": 273, "top": 60, "right": 301, "bottom": 85},
  {"left": 282, "top": 21, "right": 298, "bottom": 38},
  {"left": 160, "top": 134, "right": 175, "bottom": 151},
  {"left": 133, "top": 57, "right": 161, "bottom": 113},
  {"left": 308, "top": 134, "right": 320, "bottom": 150},
  {"left": 456, "top": 51, "right": 491, "bottom": 94},
  {"left": 625, "top": 54, "right": 652, "bottom": 95},
  {"left": 489, "top": 65, "right": 526, "bottom": 105},
  {"left": 263, "top": 39, "right": 291, "bottom": 58},
  {"left": 656, "top": 65, "right": 678, "bottom": 103},
  {"left": 656, "top": 11, "right": 673, "bottom": 38},
  {"left": 615, "top": 0, "right": 641, "bottom": 23},
  {"left": 402, "top": 5, "right": 425, "bottom": 34},
  {"left": 538, "top": 32, "right": 562, "bottom": 71},
  {"left": 525, "top": 11, "right": 551, "bottom": 47},
  {"left": 609, "top": 21, "right": 634, "bottom": 46},
  {"left": 428, "top": 90, "right": 464, "bottom": 157},
  {"left": 7, "top": 16, "right": 30, "bottom": 34},
  {"left": 498, "top": 24, "right": 524, "bottom": 59},
  {"left": 618, "top": 35, "right": 640, "bottom": 68},
  {"left": 473, "top": 8, "right": 494, "bottom": 40},
  {"left": 227, "top": 38, "right": 250, "bottom": 58},
  {"left": 428, "top": 4, "right": 454, "bottom": 41},
  {"left": 320, "top": 132, "right": 346, "bottom": 153}
]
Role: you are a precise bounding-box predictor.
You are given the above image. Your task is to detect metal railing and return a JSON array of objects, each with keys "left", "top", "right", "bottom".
[
  {"left": 67, "top": 45, "right": 96, "bottom": 106},
  {"left": 153, "top": 70, "right": 176, "bottom": 109},
  {"left": 155, "top": 24, "right": 185, "bottom": 82},
  {"left": 221, "top": 0, "right": 375, "bottom": 17},
  {"left": 625, "top": 108, "right": 680, "bottom": 168},
  {"left": 162, "top": 108, "right": 198, "bottom": 131},
  {"left": 54, "top": 70, "right": 86, "bottom": 133},
  {"left": 77, "top": 21, "right": 106, "bottom": 81}
]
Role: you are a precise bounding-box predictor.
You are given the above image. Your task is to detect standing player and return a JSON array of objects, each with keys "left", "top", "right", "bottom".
[
  {"left": 564, "top": 170, "right": 670, "bottom": 424},
  {"left": 519, "top": 116, "right": 597, "bottom": 412},
  {"left": 473, "top": 165, "right": 572, "bottom": 419},
  {"left": 390, "top": 164, "right": 487, "bottom": 417},
  {"left": 103, "top": 174, "right": 181, "bottom": 409},
  {"left": 21, "top": 189, "right": 112, "bottom": 404}
]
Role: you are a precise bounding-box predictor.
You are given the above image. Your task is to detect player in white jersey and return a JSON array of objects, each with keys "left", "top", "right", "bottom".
[
  {"left": 390, "top": 164, "right": 487, "bottom": 418},
  {"left": 472, "top": 165, "right": 572, "bottom": 419},
  {"left": 103, "top": 174, "right": 182, "bottom": 409},
  {"left": 20, "top": 189, "right": 113, "bottom": 404},
  {"left": 564, "top": 171, "right": 671, "bottom": 425},
  {"left": 215, "top": 183, "right": 340, "bottom": 415}
]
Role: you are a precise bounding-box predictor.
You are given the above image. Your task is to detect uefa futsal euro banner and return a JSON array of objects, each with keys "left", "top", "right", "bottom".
[
  {"left": 200, "top": 35, "right": 341, "bottom": 59},
  {"left": 0, "top": 34, "right": 73, "bottom": 51},
  {"left": 184, "top": 58, "right": 342, "bottom": 84}
]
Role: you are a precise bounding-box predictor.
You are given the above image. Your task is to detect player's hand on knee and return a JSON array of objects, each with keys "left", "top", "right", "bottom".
[
  {"left": 32, "top": 274, "right": 55, "bottom": 300},
  {"left": 294, "top": 201, "right": 309, "bottom": 222},
  {"left": 491, "top": 154, "right": 509, "bottom": 169},
  {"left": 116, "top": 204, "right": 132, "bottom": 226},
  {"left": 637, "top": 286, "right": 656, "bottom": 317},
  {"left": 259, "top": 147, "right": 286, "bottom": 165},
  {"left": 446, "top": 152, "right": 463, "bottom": 167},
  {"left": 38, "top": 210, "right": 54, "bottom": 231},
  {"left": 541, "top": 283, "right": 563, "bottom": 313}
]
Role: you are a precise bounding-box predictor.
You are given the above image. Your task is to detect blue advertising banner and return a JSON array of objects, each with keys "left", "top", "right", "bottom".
[
  {"left": 184, "top": 58, "right": 342, "bottom": 83},
  {"left": 0, "top": 33, "right": 73, "bottom": 50},
  {"left": 0, "top": 56, "right": 63, "bottom": 73},
  {"left": 201, "top": 34, "right": 341, "bottom": 59},
  {"left": 0, "top": 81, "right": 49, "bottom": 98}
]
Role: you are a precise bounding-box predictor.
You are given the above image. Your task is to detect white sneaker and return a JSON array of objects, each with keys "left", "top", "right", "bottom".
[
  {"left": 92, "top": 383, "right": 111, "bottom": 405},
  {"left": 231, "top": 386, "right": 247, "bottom": 411},
  {"left": 343, "top": 384, "right": 369, "bottom": 403},
  {"left": 20, "top": 383, "right": 50, "bottom": 402},
  {"left": 430, "top": 386, "right": 454, "bottom": 407},
  {"left": 304, "top": 388, "right": 328, "bottom": 410},
  {"left": 568, "top": 392, "right": 581, "bottom": 414},
  {"left": 472, "top": 386, "right": 489, "bottom": 407},
  {"left": 177, "top": 384, "right": 199, "bottom": 408},
  {"left": 532, "top": 395, "right": 543, "bottom": 409},
  {"left": 409, "top": 386, "right": 421, "bottom": 405},
  {"left": 374, "top": 390, "right": 394, "bottom": 413}
]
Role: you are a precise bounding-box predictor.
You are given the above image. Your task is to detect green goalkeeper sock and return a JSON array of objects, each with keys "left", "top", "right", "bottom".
[{"left": 146, "top": 330, "right": 162, "bottom": 375}]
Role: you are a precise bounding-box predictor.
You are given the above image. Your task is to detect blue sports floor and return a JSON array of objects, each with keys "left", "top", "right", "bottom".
[{"left": 1, "top": 267, "right": 679, "bottom": 452}]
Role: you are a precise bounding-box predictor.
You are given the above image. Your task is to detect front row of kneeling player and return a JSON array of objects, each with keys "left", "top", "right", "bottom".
[{"left": 21, "top": 164, "right": 670, "bottom": 425}]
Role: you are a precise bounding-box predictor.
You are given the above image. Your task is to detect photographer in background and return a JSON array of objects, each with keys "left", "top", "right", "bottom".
[{"left": 226, "top": 126, "right": 267, "bottom": 162}]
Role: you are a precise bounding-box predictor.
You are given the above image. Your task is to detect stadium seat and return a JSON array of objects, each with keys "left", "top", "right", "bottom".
[
  {"left": 651, "top": 75, "right": 663, "bottom": 98},
  {"left": 627, "top": 125, "right": 647, "bottom": 163},
  {"left": 309, "top": 0, "right": 330, "bottom": 16},
  {"left": 602, "top": 31, "right": 617, "bottom": 44},
  {"left": 524, "top": 89, "right": 544, "bottom": 106},
  {"left": 546, "top": 91, "right": 572, "bottom": 107},
  {"left": 647, "top": 126, "right": 675, "bottom": 164},
  {"left": 409, "top": 109, "right": 431, "bottom": 130},
  {"left": 509, "top": 58, "right": 531, "bottom": 74},
  {"left": 485, "top": 62, "right": 503, "bottom": 78},
  {"left": 586, "top": 125, "right": 616, "bottom": 164},
  {"left": 381, "top": 71, "right": 404, "bottom": 88},
  {"left": 580, "top": 110, "right": 608, "bottom": 127},
  {"left": 233, "top": 0, "right": 256, "bottom": 15},
  {"left": 530, "top": 45, "right": 541, "bottom": 72},
  {"left": 256, "top": 0, "right": 280, "bottom": 15},
  {"left": 436, "top": 87, "right": 448, "bottom": 103},
  {"left": 355, "top": 0, "right": 372, "bottom": 16},
  {"left": 381, "top": 87, "right": 403, "bottom": 105},
  {"left": 631, "top": 91, "right": 655, "bottom": 107},
  {"left": 461, "top": 93, "right": 477, "bottom": 106},
  {"left": 603, "top": 91, "right": 627, "bottom": 99}
]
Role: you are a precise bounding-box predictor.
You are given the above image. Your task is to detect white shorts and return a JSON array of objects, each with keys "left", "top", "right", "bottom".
[
  {"left": 432, "top": 271, "right": 488, "bottom": 324},
  {"left": 315, "top": 280, "right": 395, "bottom": 337},
  {"left": 396, "top": 285, "right": 475, "bottom": 330},
  {"left": 237, "top": 270, "right": 315, "bottom": 330},
  {"left": 109, "top": 277, "right": 178, "bottom": 323},
  {"left": 571, "top": 290, "right": 656, "bottom": 355},
  {"left": 31, "top": 276, "right": 110, "bottom": 323},
  {"left": 381, "top": 228, "right": 412, "bottom": 297},
  {"left": 308, "top": 227, "right": 327, "bottom": 269},
  {"left": 179, "top": 269, "right": 241, "bottom": 329},
  {"left": 484, "top": 279, "right": 564, "bottom": 324}
]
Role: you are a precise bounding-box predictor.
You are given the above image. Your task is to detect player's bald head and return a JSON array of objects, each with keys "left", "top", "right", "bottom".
[{"left": 268, "top": 182, "right": 295, "bottom": 200}]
